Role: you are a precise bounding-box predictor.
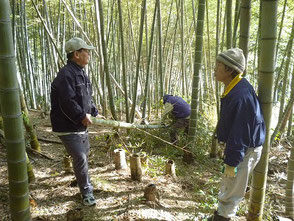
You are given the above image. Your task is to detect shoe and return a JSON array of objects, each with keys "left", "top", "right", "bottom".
[
  {"left": 82, "top": 193, "right": 96, "bottom": 206},
  {"left": 204, "top": 211, "right": 230, "bottom": 221}
]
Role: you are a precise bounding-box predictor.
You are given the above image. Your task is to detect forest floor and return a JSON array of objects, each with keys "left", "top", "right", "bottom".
[{"left": 0, "top": 110, "right": 292, "bottom": 221}]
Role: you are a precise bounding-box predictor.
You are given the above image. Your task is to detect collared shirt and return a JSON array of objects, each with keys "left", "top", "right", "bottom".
[{"left": 221, "top": 73, "right": 243, "bottom": 98}]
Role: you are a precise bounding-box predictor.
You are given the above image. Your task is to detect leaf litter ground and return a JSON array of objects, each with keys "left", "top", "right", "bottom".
[{"left": 0, "top": 111, "right": 291, "bottom": 220}]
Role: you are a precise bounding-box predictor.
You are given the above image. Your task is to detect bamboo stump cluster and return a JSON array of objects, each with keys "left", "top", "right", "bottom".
[{"left": 113, "top": 148, "right": 177, "bottom": 182}]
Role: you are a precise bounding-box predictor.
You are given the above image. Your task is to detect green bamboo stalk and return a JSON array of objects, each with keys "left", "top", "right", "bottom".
[
  {"left": 239, "top": 0, "right": 251, "bottom": 75},
  {"left": 130, "top": 0, "right": 147, "bottom": 123},
  {"left": 97, "top": 0, "right": 117, "bottom": 120},
  {"left": 248, "top": 0, "right": 278, "bottom": 220},
  {"left": 275, "top": 0, "right": 287, "bottom": 58},
  {"left": 20, "top": 90, "right": 41, "bottom": 152},
  {"left": 157, "top": 0, "right": 164, "bottom": 97},
  {"left": 31, "top": 0, "right": 65, "bottom": 66},
  {"left": 271, "top": 91, "right": 294, "bottom": 145},
  {"left": 188, "top": 0, "right": 206, "bottom": 144},
  {"left": 0, "top": 0, "right": 31, "bottom": 220},
  {"left": 226, "top": 0, "right": 232, "bottom": 49},
  {"left": 286, "top": 137, "right": 294, "bottom": 219},
  {"left": 142, "top": 1, "right": 157, "bottom": 122},
  {"left": 91, "top": 117, "right": 165, "bottom": 129},
  {"left": 117, "top": 0, "right": 130, "bottom": 122},
  {"left": 232, "top": 0, "right": 241, "bottom": 47},
  {"left": 278, "top": 17, "right": 294, "bottom": 122},
  {"left": 287, "top": 69, "right": 294, "bottom": 137}
]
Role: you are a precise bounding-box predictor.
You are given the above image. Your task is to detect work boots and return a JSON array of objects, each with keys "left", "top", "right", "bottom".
[{"left": 206, "top": 211, "right": 231, "bottom": 221}]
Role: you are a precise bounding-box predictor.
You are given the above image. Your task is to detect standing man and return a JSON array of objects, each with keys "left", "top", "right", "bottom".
[
  {"left": 162, "top": 95, "right": 191, "bottom": 143},
  {"left": 50, "top": 37, "right": 100, "bottom": 206},
  {"left": 207, "top": 48, "right": 265, "bottom": 220}
]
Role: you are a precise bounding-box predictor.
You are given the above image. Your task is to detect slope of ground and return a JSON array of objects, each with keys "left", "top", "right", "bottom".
[{"left": 0, "top": 110, "right": 291, "bottom": 220}]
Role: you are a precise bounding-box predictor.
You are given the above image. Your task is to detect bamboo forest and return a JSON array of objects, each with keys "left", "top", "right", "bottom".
[{"left": 1, "top": 0, "right": 294, "bottom": 220}]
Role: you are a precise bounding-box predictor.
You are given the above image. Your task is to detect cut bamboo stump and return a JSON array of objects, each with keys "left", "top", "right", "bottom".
[
  {"left": 114, "top": 148, "right": 127, "bottom": 170},
  {"left": 144, "top": 184, "right": 159, "bottom": 202},
  {"left": 165, "top": 160, "right": 176, "bottom": 178},
  {"left": 130, "top": 154, "right": 142, "bottom": 181}
]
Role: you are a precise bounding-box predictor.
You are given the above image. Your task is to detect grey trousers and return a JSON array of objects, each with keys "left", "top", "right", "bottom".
[
  {"left": 217, "top": 146, "right": 263, "bottom": 218},
  {"left": 59, "top": 133, "right": 93, "bottom": 196},
  {"left": 170, "top": 118, "right": 189, "bottom": 143}
]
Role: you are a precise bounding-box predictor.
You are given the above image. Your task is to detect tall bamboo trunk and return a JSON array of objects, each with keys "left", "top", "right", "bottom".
[
  {"left": 232, "top": 0, "right": 240, "bottom": 47},
  {"left": 188, "top": 0, "right": 206, "bottom": 145},
  {"left": 97, "top": 0, "right": 117, "bottom": 120},
  {"left": 226, "top": 0, "right": 232, "bottom": 49},
  {"left": 278, "top": 17, "right": 294, "bottom": 122},
  {"left": 142, "top": 2, "right": 157, "bottom": 122},
  {"left": 130, "top": 0, "right": 147, "bottom": 123},
  {"left": 157, "top": 0, "right": 164, "bottom": 98},
  {"left": 0, "top": 1, "right": 31, "bottom": 219},
  {"left": 239, "top": 0, "right": 251, "bottom": 75},
  {"left": 286, "top": 135, "right": 294, "bottom": 219},
  {"left": 117, "top": 0, "right": 130, "bottom": 122},
  {"left": 248, "top": 0, "right": 278, "bottom": 220}
]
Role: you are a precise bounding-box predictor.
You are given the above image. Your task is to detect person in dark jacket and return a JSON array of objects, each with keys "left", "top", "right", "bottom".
[
  {"left": 50, "top": 37, "right": 102, "bottom": 206},
  {"left": 207, "top": 48, "right": 265, "bottom": 220},
  {"left": 162, "top": 95, "right": 191, "bottom": 143}
]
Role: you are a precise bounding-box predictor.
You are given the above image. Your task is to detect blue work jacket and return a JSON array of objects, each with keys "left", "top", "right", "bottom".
[
  {"left": 163, "top": 95, "right": 191, "bottom": 119},
  {"left": 50, "top": 60, "right": 98, "bottom": 132},
  {"left": 217, "top": 78, "right": 265, "bottom": 167}
]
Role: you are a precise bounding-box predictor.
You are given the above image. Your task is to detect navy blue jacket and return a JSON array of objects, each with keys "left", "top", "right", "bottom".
[
  {"left": 50, "top": 60, "right": 98, "bottom": 132},
  {"left": 217, "top": 78, "right": 265, "bottom": 167},
  {"left": 163, "top": 95, "right": 191, "bottom": 118}
]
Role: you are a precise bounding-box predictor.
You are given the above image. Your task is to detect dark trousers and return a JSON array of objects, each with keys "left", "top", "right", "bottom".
[
  {"left": 59, "top": 133, "right": 93, "bottom": 195},
  {"left": 170, "top": 118, "right": 189, "bottom": 143}
]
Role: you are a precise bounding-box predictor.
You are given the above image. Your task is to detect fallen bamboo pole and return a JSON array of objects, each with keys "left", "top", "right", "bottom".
[{"left": 91, "top": 117, "right": 166, "bottom": 129}]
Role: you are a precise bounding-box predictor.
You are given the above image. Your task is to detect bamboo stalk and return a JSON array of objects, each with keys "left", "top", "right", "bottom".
[
  {"left": 91, "top": 117, "right": 165, "bottom": 129},
  {"left": 0, "top": 1, "right": 31, "bottom": 219}
]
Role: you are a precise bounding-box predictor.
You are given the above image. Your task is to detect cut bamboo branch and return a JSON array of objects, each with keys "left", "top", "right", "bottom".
[
  {"left": 91, "top": 117, "right": 165, "bottom": 129},
  {"left": 130, "top": 154, "right": 142, "bottom": 181},
  {"left": 114, "top": 148, "right": 127, "bottom": 170}
]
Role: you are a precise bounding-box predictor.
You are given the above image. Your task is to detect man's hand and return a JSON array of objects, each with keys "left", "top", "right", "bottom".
[
  {"left": 222, "top": 164, "right": 237, "bottom": 178},
  {"left": 81, "top": 114, "right": 92, "bottom": 127}
]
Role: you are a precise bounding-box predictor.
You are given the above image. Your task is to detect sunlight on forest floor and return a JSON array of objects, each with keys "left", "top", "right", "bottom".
[{"left": 0, "top": 110, "right": 291, "bottom": 220}]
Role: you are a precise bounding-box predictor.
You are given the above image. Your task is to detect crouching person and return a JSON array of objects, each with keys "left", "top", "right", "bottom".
[
  {"left": 50, "top": 37, "right": 101, "bottom": 206},
  {"left": 207, "top": 48, "right": 266, "bottom": 220},
  {"left": 161, "top": 95, "right": 191, "bottom": 144}
]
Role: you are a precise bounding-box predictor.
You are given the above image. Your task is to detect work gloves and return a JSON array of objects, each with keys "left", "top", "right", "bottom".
[{"left": 222, "top": 164, "right": 237, "bottom": 178}]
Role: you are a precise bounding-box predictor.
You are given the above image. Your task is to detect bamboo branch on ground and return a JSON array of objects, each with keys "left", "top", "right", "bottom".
[
  {"left": 134, "top": 128, "right": 194, "bottom": 155},
  {"left": 38, "top": 137, "right": 62, "bottom": 144}
]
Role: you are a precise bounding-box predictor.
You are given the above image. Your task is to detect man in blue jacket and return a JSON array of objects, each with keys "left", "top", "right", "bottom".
[
  {"left": 50, "top": 37, "right": 101, "bottom": 206},
  {"left": 162, "top": 95, "right": 191, "bottom": 143},
  {"left": 207, "top": 48, "right": 265, "bottom": 220}
]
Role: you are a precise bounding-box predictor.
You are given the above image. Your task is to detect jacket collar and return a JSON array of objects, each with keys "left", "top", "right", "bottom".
[
  {"left": 67, "top": 60, "right": 84, "bottom": 71},
  {"left": 221, "top": 74, "right": 243, "bottom": 98}
]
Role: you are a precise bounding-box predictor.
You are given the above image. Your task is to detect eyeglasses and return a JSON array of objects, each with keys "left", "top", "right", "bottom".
[{"left": 77, "top": 48, "right": 90, "bottom": 55}]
